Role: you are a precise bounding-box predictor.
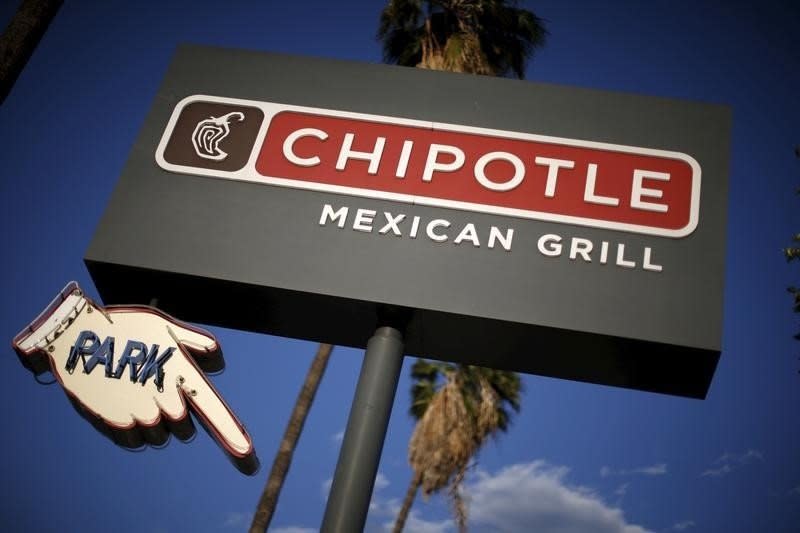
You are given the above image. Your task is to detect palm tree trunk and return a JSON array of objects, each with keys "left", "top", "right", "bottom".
[
  {"left": 449, "top": 465, "right": 468, "bottom": 533},
  {"left": 393, "top": 472, "right": 422, "bottom": 533},
  {"left": 249, "top": 343, "right": 333, "bottom": 533},
  {"left": 0, "top": 0, "right": 63, "bottom": 104}
]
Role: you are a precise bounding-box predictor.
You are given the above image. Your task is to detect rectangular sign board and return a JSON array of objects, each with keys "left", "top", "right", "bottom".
[{"left": 85, "top": 45, "right": 730, "bottom": 398}]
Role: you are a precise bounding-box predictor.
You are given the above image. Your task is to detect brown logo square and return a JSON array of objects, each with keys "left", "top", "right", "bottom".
[{"left": 162, "top": 101, "right": 264, "bottom": 172}]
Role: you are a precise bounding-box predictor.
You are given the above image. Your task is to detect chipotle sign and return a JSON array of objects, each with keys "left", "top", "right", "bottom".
[
  {"left": 156, "top": 95, "right": 700, "bottom": 238},
  {"left": 89, "top": 47, "right": 729, "bottom": 398}
]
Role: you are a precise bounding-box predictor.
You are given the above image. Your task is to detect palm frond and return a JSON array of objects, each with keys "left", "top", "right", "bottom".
[
  {"left": 378, "top": 0, "right": 426, "bottom": 66},
  {"left": 409, "top": 359, "right": 453, "bottom": 419},
  {"left": 409, "top": 374, "right": 476, "bottom": 496},
  {"left": 476, "top": 1, "right": 547, "bottom": 78}
]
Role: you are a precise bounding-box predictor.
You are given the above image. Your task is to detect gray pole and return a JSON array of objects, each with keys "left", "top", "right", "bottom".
[{"left": 320, "top": 326, "right": 405, "bottom": 533}]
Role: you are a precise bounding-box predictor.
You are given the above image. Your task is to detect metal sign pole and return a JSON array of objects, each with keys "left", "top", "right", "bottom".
[{"left": 320, "top": 325, "right": 404, "bottom": 533}]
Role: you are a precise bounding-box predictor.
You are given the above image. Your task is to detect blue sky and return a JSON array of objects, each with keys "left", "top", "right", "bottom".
[{"left": 1, "top": 1, "right": 798, "bottom": 532}]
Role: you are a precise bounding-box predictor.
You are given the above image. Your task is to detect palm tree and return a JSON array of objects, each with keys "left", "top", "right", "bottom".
[
  {"left": 393, "top": 360, "right": 521, "bottom": 533},
  {"left": 785, "top": 146, "right": 800, "bottom": 351},
  {"left": 378, "top": 0, "right": 547, "bottom": 78},
  {"left": 0, "top": 0, "right": 63, "bottom": 104},
  {"left": 380, "top": 3, "right": 544, "bottom": 529},
  {"left": 249, "top": 343, "right": 333, "bottom": 533}
]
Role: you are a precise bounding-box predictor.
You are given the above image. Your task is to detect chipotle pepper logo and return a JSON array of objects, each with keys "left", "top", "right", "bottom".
[
  {"left": 157, "top": 95, "right": 701, "bottom": 238},
  {"left": 161, "top": 101, "right": 263, "bottom": 171},
  {"left": 192, "top": 111, "right": 245, "bottom": 161}
]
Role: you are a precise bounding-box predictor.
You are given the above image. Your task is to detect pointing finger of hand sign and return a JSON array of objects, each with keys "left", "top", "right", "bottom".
[{"left": 12, "top": 282, "right": 258, "bottom": 475}]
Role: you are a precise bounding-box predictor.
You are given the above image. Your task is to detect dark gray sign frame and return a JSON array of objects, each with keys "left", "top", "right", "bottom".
[{"left": 85, "top": 45, "right": 730, "bottom": 398}]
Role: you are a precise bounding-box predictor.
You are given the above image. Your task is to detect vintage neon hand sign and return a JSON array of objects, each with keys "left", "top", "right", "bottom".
[{"left": 12, "top": 282, "right": 258, "bottom": 475}]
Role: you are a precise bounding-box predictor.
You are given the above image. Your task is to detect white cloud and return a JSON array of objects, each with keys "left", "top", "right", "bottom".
[
  {"left": 672, "top": 520, "right": 696, "bottom": 530},
  {"left": 614, "top": 482, "right": 630, "bottom": 499},
  {"left": 635, "top": 464, "right": 667, "bottom": 476},
  {"left": 226, "top": 514, "right": 317, "bottom": 533},
  {"left": 466, "top": 461, "right": 654, "bottom": 533},
  {"left": 367, "top": 494, "right": 453, "bottom": 533},
  {"left": 788, "top": 485, "right": 800, "bottom": 497},
  {"left": 715, "top": 450, "right": 763, "bottom": 464},
  {"left": 322, "top": 477, "right": 333, "bottom": 498},
  {"left": 700, "top": 464, "right": 732, "bottom": 478},
  {"left": 368, "top": 496, "right": 398, "bottom": 518},
  {"left": 332, "top": 430, "right": 345, "bottom": 444},
  {"left": 367, "top": 462, "right": 658, "bottom": 533},
  {"left": 702, "top": 449, "right": 763, "bottom": 478},
  {"left": 374, "top": 472, "right": 390, "bottom": 491},
  {"left": 601, "top": 463, "right": 667, "bottom": 477},
  {"left": 403, "top": 513, "right": 453, "bottom": 533},
  {"left": 382, "top": 511, "right": 453, "bottom": 533},
  {"left": 223, "top": 512, "right": 252, "bottom": 528}
]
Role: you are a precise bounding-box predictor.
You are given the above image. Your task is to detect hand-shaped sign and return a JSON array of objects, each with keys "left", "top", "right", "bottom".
[{"left": 12, "top": 282, "right": 258, "bottom": 475}]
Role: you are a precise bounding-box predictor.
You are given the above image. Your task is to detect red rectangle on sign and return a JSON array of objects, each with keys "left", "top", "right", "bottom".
[
  {"left": 155, "top": 96, "right": 701, "bottom": 238},
  {"left": 255, "top": 111, "right": 699, "bottom": 237}
]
